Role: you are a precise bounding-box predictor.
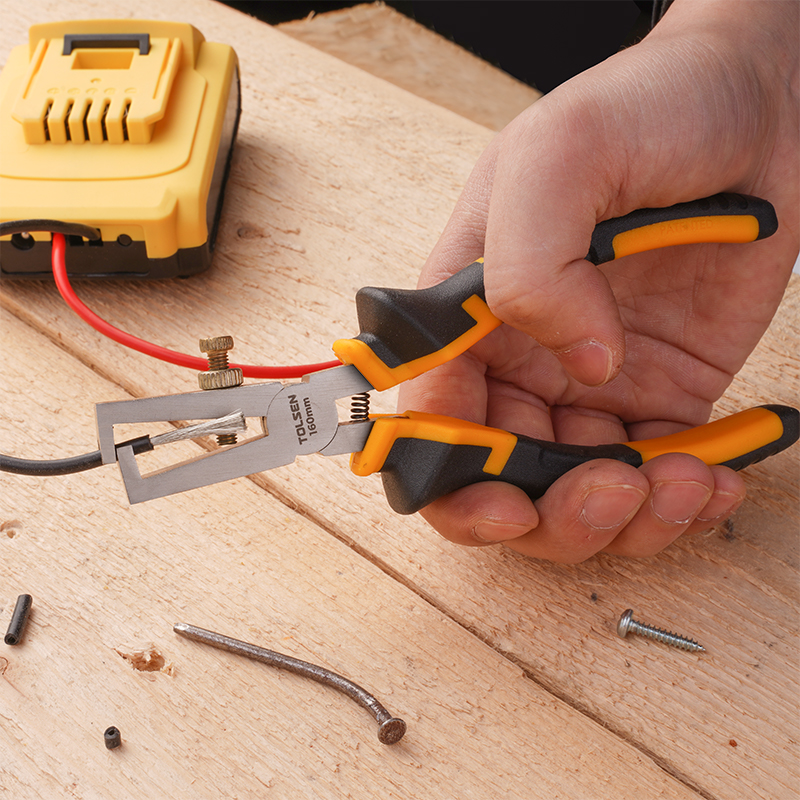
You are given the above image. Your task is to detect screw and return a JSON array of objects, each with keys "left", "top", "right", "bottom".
[
  {"left": 616, "top": 609, "right": 705, "bottom": 653},
  {"left": 173, "top": 622, "right": 406, "bottom": 745},
  {"left": 198, "top": 336, "right": 244, "bottom": 445}
]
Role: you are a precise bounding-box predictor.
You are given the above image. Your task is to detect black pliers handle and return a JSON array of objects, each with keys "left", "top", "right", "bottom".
[{"left": 334, "top": 193, "right": 779, "bottom": 391}]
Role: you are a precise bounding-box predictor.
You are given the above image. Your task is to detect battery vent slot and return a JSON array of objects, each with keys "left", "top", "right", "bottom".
[{"left": 40, "top": 96, "right": 131, "bottom": 144}]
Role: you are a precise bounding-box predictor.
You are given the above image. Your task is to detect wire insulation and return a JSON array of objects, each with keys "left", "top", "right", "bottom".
[
  {"left": 50, "top": 233, "right": 342, "bottom": 378},
  {"left": 0, "top": 413, "right": 250, "bottom": 476},
  {"left": 0, "top": 450, "right": 104, "bottom": 476},
  {"left": 0, "top": 435, "right": 155, "bottom": 476}
]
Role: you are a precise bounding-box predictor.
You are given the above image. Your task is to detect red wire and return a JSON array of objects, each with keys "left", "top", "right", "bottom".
[{"left": 51, "top": 233, "right": 341, "bottom": 379}]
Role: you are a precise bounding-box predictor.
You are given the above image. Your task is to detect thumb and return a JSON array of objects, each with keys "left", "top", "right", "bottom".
[{"left": 482, "top": 96, "right": 628, "bottom": 387}]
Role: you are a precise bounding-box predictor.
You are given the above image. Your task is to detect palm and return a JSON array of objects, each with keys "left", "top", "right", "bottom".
[{"left": 461, "top": 240, "right": 792, "bottom": 449}]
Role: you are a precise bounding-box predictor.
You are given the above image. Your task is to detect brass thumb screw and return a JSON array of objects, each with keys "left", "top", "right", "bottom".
[
  {"left": 617, "top": 609, "right": 705, "bottom": 653},
  {"left": 198, "top": 335, "right": 244, "bottom": 446}
]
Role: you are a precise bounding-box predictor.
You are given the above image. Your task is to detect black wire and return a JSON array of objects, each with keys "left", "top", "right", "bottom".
[
  {"left": 1, "top": 219, "right": 135, "bottom": 477},
  {"left": 0, "top": 437, "right": 154, "bottom": 477},
  {"left": 0, "top": 450, "right": 104, "bottom": 476},
  {"left": 0, "top": 219, "right": 101, "bottom": 240},
  {"left": 0, "top": 219, "right": 106, "bottom": 476}
]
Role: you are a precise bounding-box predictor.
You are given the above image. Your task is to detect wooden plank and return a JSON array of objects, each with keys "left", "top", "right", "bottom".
[
  {"left": 1, "top": 2, "right": 797, "bottom": 798},
  {"left": 276, "top": 2, "right": 542, "bottom": 132},
  {"left": 0, "top": 293, "right": 703, "bottom": 798},
  {"left": 261, "top": 282, "right": 800, "bottom": 800}
]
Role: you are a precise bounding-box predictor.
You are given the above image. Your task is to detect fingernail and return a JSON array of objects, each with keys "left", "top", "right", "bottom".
[
  {"left": 696, "top": 490, "right": 742, "bottom": 522},
  {"left": 472, "top": 520, "right": 532, "bottom": 543},
  {"left": 651, "top": 481, "right": 711, "bottom": 524},
  {"left": 581, "top": 485, "right": 646, "bottom": 530},
  {"left": 557, "top": 340, "right": 614, "bottom": 386}
]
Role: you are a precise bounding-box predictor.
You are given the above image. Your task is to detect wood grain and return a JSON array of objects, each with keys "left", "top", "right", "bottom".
[
  {"left": 0, "top": 290, "right": 701, "bottom": 800},
  {"left": 1, "top": 2, "right": 797, "bottom": 798},
  {"left": 276, "top": 2, "right": 542, "bottom": 131}
]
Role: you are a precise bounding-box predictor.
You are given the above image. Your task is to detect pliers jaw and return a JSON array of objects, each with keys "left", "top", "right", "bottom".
[{"left": 96, "top": 364, "right": 373, "bottom": 504}]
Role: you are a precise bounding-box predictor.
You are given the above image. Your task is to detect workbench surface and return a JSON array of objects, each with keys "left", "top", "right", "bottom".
[{"left": 1, "top": 2, "right": 797, "bottom": 799}]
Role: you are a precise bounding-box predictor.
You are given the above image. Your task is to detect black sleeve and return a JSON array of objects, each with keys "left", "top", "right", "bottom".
[{"left": 651, "top": 0, "right": 675, "bottom": 27}]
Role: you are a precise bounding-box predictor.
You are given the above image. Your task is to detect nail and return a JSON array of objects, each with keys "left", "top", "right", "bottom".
[
  {"left": 556, "top": 340, "right": 614, "bottom": 386},
  {"left": 174, "top": 622, "right": 406, "bottom": 745},
  {"left": 696, "top": 490, "right": 741, "bottom": 522},
  {"left": 472, "top": 520, "right": 531, "bottom": 543},
  {"left": 581, "top": 486, "right": 646, "bottom": 530},
  {"left": 651, "top": 482, "right": 711, "bottom": 524}
]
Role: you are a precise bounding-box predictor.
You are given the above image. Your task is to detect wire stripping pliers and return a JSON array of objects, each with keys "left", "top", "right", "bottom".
[{"left": 96, "top": 194, "right": 799, "bottom": 513}]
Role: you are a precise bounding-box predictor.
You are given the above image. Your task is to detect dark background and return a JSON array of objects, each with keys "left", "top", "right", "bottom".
[{"left": 219, "top": 1, "right": 653, "bottom": 93}]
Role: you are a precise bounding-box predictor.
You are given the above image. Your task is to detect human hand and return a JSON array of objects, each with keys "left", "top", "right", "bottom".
[{"left": 399, "top": 0, "right": 799, "bottom": 562}]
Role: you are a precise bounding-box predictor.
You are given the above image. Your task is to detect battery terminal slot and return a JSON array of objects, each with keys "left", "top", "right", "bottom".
[{"left": 12, "top": 31, "right": 181, "bottom": 145}]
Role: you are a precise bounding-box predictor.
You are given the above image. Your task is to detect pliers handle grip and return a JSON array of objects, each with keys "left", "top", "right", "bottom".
[
  {"left": 329, "top": 193, "right": 796, "bottom": 514},
  {"left": 350, "top": 406, "right": 798, "bottom": 514},
  {"left": 332, "top": 193, "right": 778, "bottom": 391}
]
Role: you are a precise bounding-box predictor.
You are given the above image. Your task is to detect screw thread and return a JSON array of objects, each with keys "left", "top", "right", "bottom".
[
  {"left": 628, "top": 618, "right": 705, "bottom": 653},
  {"left": 206, "top": 351, "right": 229, "bottom": 371}
]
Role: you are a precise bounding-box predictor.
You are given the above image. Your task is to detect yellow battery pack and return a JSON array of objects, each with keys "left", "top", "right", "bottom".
[{"left": 0, "top": 20, "right": 240, "bottom": 279}]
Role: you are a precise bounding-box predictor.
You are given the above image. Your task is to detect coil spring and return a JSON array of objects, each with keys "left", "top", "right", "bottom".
[{"left": 350, "top": 392, "right": 371, "bottom": 421}]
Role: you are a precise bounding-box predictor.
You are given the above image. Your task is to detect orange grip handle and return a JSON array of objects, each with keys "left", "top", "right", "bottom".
[
  {"left": 586, "top": 193, "right": 777, "bottom": 265},
  {"left": 626, "top": 406, "right": 797, "bottom": 470},
  {"left": 334, "top": 196, "right": 778, "bottom": 393}
]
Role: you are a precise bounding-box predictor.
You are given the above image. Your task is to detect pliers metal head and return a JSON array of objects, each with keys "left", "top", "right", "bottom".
[{"left": 96, "top": 364, "right": 373, "bottom": 504}]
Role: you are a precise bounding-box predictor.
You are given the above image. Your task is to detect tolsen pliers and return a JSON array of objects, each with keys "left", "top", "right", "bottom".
[{"left": 95, "top": 194, "right": 799, "bottom": 513}]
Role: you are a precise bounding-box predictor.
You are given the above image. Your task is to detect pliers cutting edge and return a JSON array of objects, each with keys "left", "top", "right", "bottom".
[{"left": 96, "top": 194, "right": 799, "bottom": 513}]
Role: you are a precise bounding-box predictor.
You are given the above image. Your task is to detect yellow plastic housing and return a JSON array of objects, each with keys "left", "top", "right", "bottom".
[{"left": 0, "top": 20, "right": 239, "bottom": 260}]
